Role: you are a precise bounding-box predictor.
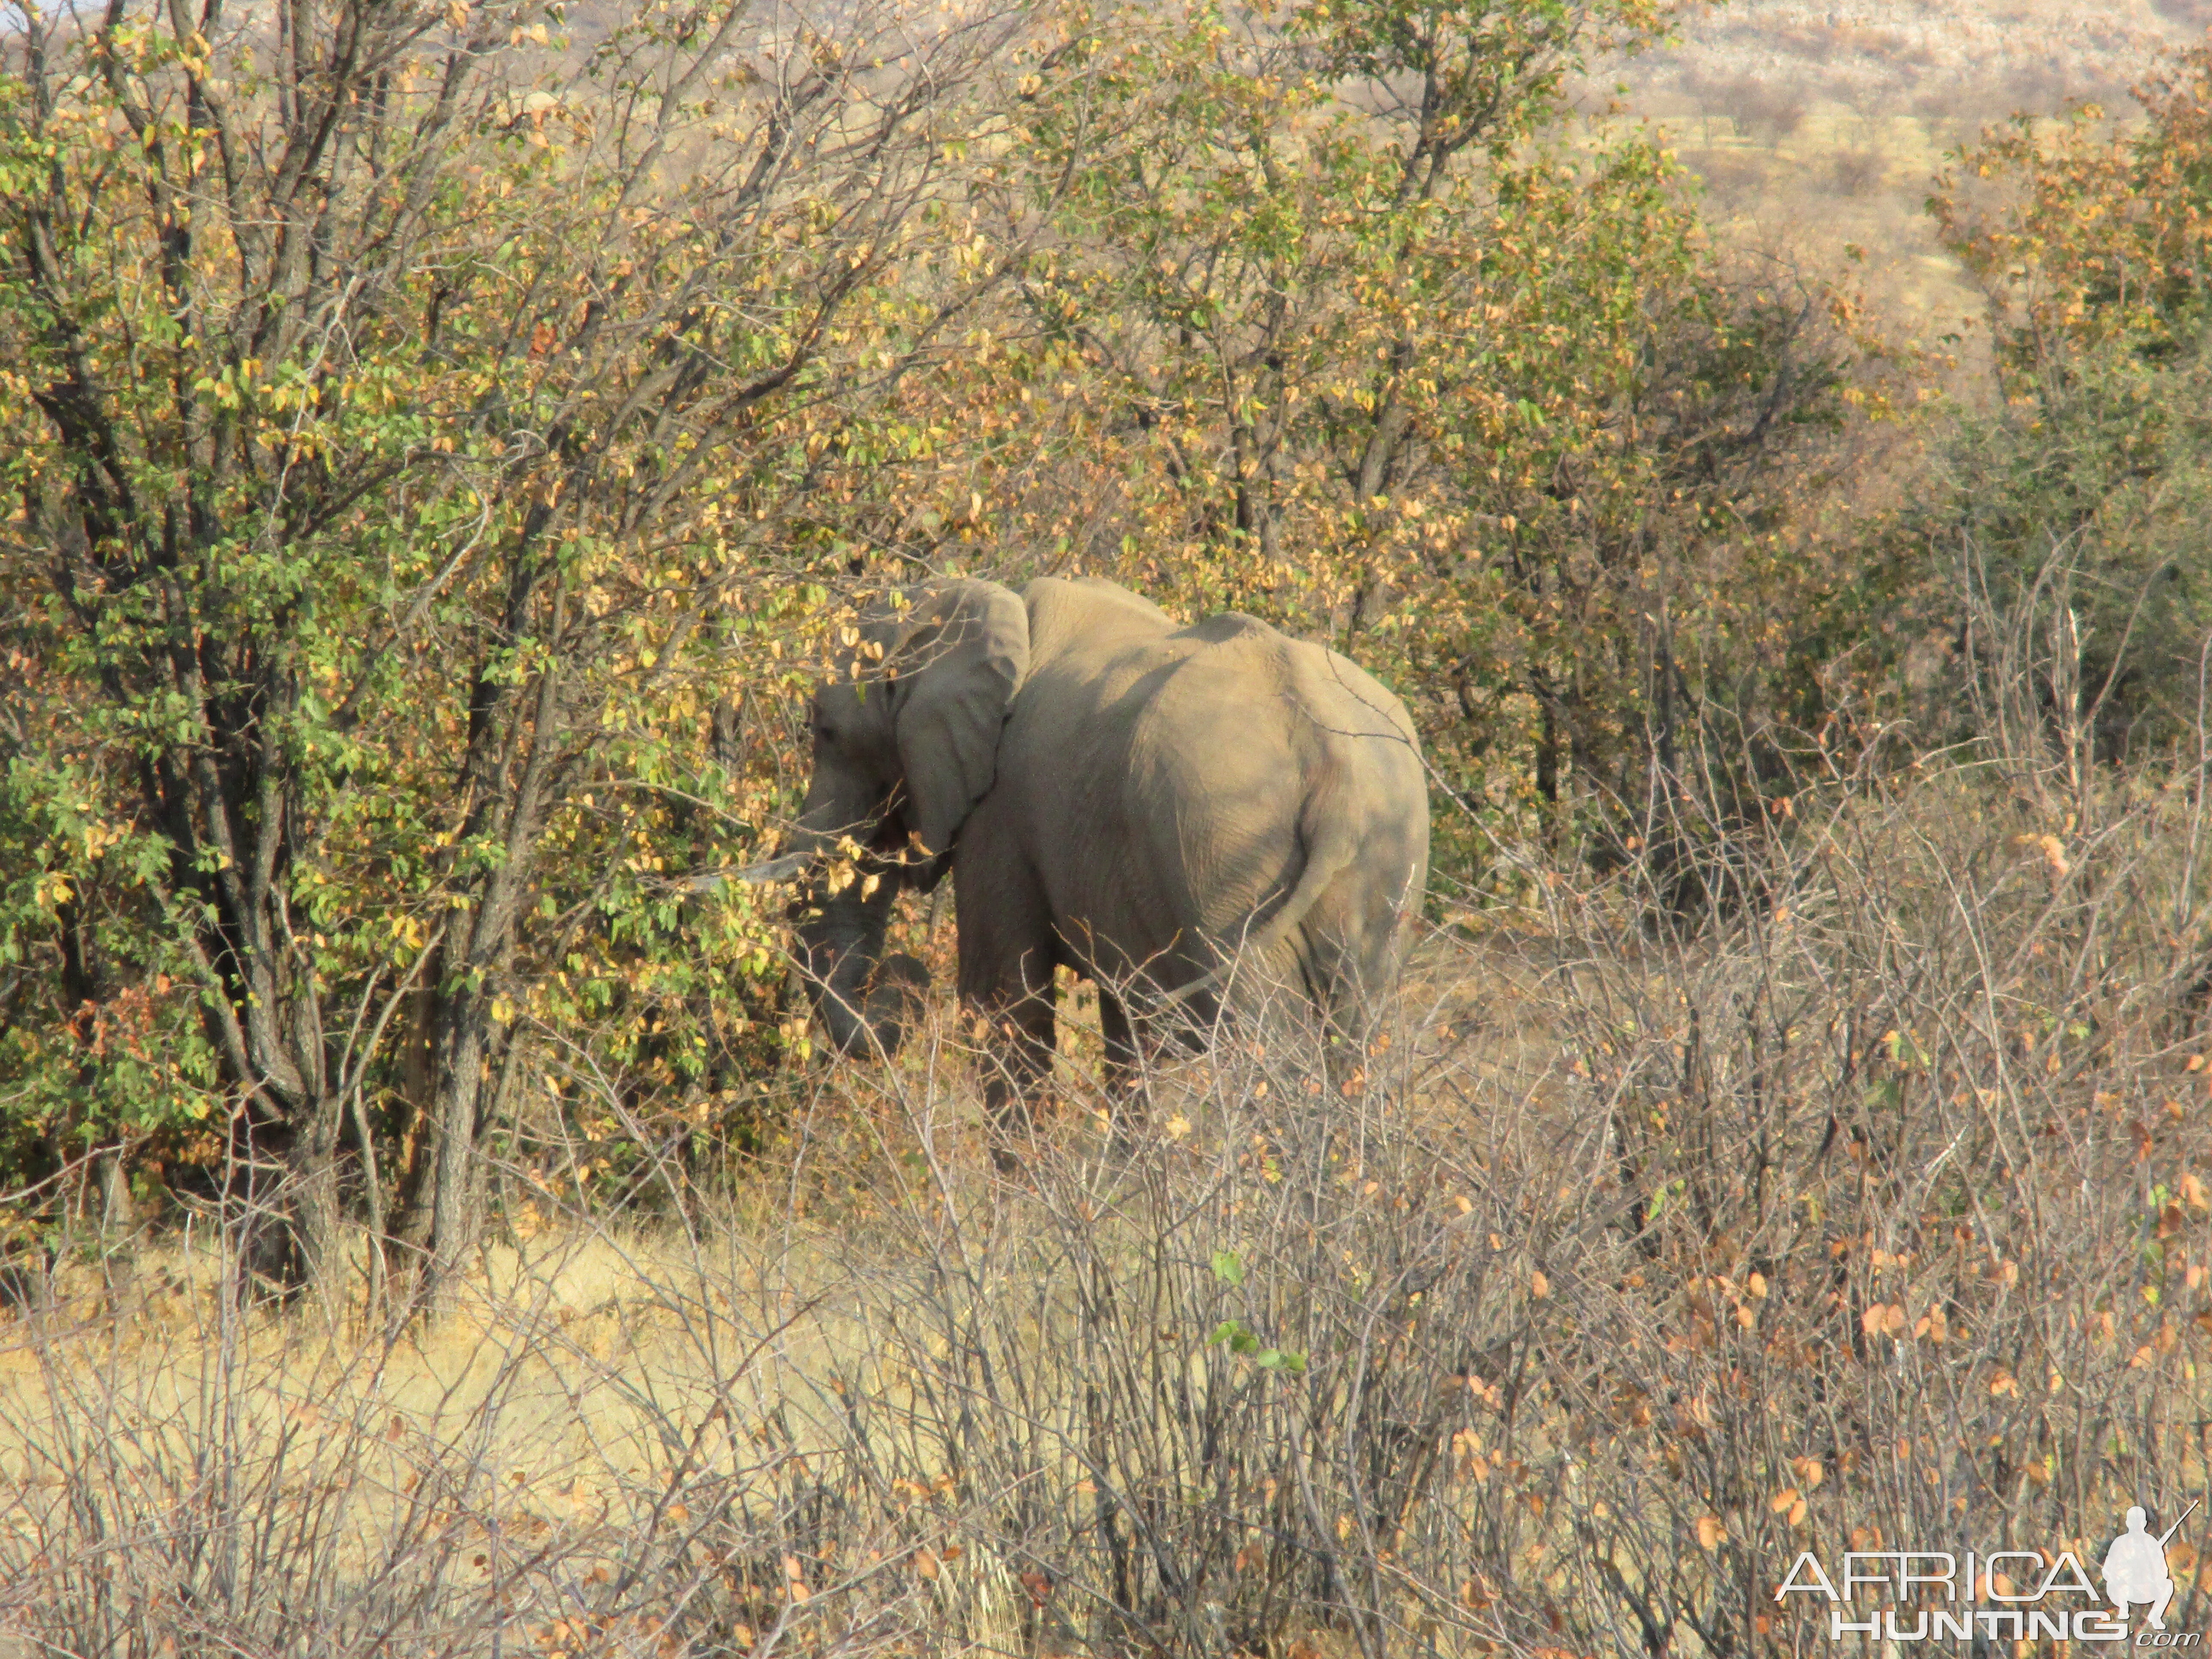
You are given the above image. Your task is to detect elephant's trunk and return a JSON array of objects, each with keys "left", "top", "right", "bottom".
[
  {"left": 775, "top": 772, "right": 930, "bottom": 1055},
  {"left": 795, "top": 865, "right": 908, "bottom": 1056}
]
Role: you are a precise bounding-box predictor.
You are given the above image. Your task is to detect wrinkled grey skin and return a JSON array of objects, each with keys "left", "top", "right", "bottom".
[{"left": 775, "top": 575, "right": 1429, "bottom": 1122}]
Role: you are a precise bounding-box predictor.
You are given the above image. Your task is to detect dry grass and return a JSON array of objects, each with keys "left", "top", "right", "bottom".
[
  {"left": 6, "top": 5, "right": 2208, "bottom": 1654},
  {"left": 5, "top": 568, "right": 2211, "bottom": 1657},
  {"left": 9, "top": 662, "right": 2212, "bottom": 1656}
]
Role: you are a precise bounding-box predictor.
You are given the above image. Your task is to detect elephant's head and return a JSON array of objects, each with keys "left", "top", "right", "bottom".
[{"left": 777, "top": 579, "right": 1030, "bottom": 1055}]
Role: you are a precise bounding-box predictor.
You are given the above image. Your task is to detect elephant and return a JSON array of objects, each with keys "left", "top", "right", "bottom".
[{"left": 752, "top": 573, "right": 1429, "bottom": 1130}]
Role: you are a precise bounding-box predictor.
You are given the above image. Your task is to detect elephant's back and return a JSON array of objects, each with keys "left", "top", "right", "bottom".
[
  {"left": 1131, "top": 618, "right": 1428, "bottom": 934},
  {"left": 1152, "top": 616, "right": 1420, "bottom": 765},
  {"left": 988, "top": 594, "right": 1426, "bottom": 1004},
  {"left": 1283, "top": 638, "right": 1429, "bottom": 844}
]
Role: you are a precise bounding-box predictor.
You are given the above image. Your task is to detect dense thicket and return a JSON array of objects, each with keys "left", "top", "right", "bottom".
[
  {"left": 2, "top": 0, "right": 2208, "bottom": 1305},
  {"left": 0, "top": 0, "right": 1048, "bottom": 1301},
  {"left": 1920, "top": 51, "right": 2212, "bottom": 759}
]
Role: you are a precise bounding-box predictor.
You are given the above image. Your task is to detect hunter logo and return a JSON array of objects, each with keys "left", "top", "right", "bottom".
[
  {"left": 1776, "top": 1502, "right": 2202, "bottom": 1646},
  {"left": 2106, "top": 1503, "right": 2198, "bottom": 1634}
]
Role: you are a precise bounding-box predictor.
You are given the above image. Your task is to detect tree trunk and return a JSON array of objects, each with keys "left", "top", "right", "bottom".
[
  {"left": 425, "top": 1017, "right": 488, "bottom": 1312},
  {"left": 291, "top": 1093, "right": 346, "bottom": 1299},
  {"left": 410, "top": 641, "right": 566, "bottom": 1316},
  {"left": 97, "top": 1149, "right": 132, "bottom": 1237}
]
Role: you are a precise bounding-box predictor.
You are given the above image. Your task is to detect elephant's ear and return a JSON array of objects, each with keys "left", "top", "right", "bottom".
[{"left": 890, "top": 580, "right": 1030, "bottom": 857}]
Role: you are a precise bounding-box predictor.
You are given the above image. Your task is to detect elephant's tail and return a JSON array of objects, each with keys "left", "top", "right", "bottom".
[{"left": 1156, "top": 764, "right": 1360, "bottom": 1011}]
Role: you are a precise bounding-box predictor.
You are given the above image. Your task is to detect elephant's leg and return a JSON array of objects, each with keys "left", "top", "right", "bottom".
[
  {"left": 1300, "top": 868, "right": 1414, "bottom": 1086},
  {"left": 973, "top": 953, "right": 1057, "bottom": 1168},
  {"left": 1098, "top": 987, "right": 1137, "bottom": 1085},
  {"left": 1097, "top": 988, "right": 1145, "bottom": 1136},
  {"left": 954, "top": 849, "right": 1059, "bottom": 1161},
  {"left": 1167, "top": 980, "right": 1222, "bottom": 1056}
]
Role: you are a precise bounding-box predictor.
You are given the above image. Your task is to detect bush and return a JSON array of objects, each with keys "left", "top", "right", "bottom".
[
  {"left": 1922, "top": 46, "right": 2212, "bottom": 757},
  {"left": 7, "top": 694, "right": 2212, "bottom": 1654}
]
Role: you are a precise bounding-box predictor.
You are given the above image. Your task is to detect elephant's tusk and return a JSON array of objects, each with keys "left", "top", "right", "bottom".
[{"left": 729, "top": 851, "right": 814, "bottom": 887}]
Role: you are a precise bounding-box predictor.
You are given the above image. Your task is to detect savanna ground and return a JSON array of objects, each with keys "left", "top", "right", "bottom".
[
  {"left": 11, "top": 723, "right": 2212, "bottom": 1659},
  {"left": 6, "top": 0, "right": 2212, "bottom": 1651}
]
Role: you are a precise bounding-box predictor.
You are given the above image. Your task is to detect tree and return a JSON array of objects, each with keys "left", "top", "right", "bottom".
[
  {"left": 0, "top": 0, "right": 1035, "bottom": 1304},
  {"left": 1925, "top": 45, "right": 2212, "bottom": 758},
  {"left": 933, "top": 0, "right": 1858, "bottom": 881}
]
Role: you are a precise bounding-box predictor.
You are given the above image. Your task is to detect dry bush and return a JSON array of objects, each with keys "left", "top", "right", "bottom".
[
  {"left": 1477, "top": 552, "right": 2212, "bottom": 1647},
  {"left": 1680, "top": 150, "right": 1769, "bottom": 211},
  {"left": 1828, "top": 149, "right": 1887, "bottom": 198},
  {"left": 6, "top": 597, "right": 2212, "bottom": 1656},
  {"left": 0, "top": 1222, "right": 957, "bottom": 1657},
  {"left": 1497, "top": 772, "right": 2212, "bottom": 1649},
  {"left": 1684, "top": 74, "right": 1809, "bottom": 148}
]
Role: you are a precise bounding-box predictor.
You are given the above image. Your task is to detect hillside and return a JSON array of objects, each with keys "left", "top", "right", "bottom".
[{"left": 1596, "top": 0, "right": 2207, "bottom": 361}]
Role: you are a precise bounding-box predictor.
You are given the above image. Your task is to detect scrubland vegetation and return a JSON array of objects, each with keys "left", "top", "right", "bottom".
[{"left": 5, "top": 0, "right": 2212, "bottom": 1650}]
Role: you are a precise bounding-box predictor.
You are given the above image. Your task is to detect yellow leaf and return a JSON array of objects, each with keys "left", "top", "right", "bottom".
[
  {"left": 1696, "top": 1514, "right": 1726, "bottom": 1550},
  {"left": 1861, "top": 1302, "right": 1906, "bottom": 1335},
  {"left": 2014, "top": 832, "right": 2070, "bottom": 876}
]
